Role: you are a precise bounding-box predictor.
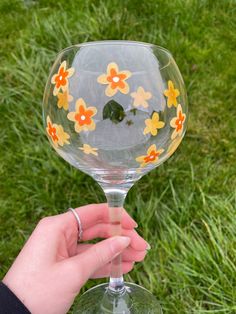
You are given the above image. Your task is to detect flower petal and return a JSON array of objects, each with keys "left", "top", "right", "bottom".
[
  {"left": 170, "top": 117, "right": 177, "bottom": 128},
  {"left": 67, "top": 67, "right": 75, "bottom": 78},
  {"left": 51, "top": 74, "right": 57, "bottom": 84},
  {"left": 97, "top": 74, "right": 108, "bottom": 84},
  {"left": 150, "top": 128, "right": 157, "bottom": 136},
  {"left": 61, "top": 82, "right": 69, "bottom": 92},
  {"left": 53, "top": 86, "right": 59, "bottom": 96},
  {"left": 156, "top": 121, "right": 165, "bottom": 129},
  {"left": 60, "top": 60, "right": 67, "bottom": 70},
  {"left": 143, "top": 126, "right": 150, "bottom": 135},
  {"left": 67, "top": 112, "right": 75, "bottom": 122},
  {"left": 105, "top": 85, "right": 117, "bottom": 97},
  {"left": 147, "top": 144, "right": 157, "bottom": 155},
  {"left": 152, "top": 112, "right": 159, "bottom": 121},
  {"left": 171, "top": 129, "right": 178, "bottom": 140},
  {"left": 145, "top": 91, "right": 152, "bottom": 100},
  {"left": 56, "top": 125, "right": 70, "bottom": 146},
  {"left": 91, "top": 150, "right": 98, "bottom": 156},
  {"left": 75, "top": 98, "right": 86, "bottom": 111},
  {"left": 89, "top": 106, "right": 97, "bottom": 117},
  {"left": 136, "top": 155, "right": 145, "bottom": 163},
  {"left": 168, "top": 137, "right": 182, "bottom": 156},
  {"left": 118, "top": 81, "right": 129, "bottom": 94},
  {"left": 88, "top": 120, "right": 96, "bottom": 131},
  {"left": 177, "top": 104, "right": 182, "bottom": 116},
  {"left": 107, "top": 62, "right": 119, "bottom": 74},
  {"left": 120, "top": 70, "right": 132, "bottom": 80},
  {"left": 157, "top": 148, "right": 164, "bottom": 155},
  {"left": 168, "top": 80, "right": 174, "bottom": 89},
  {"left": 46, "top": 116, "right": 51, "bottom": 124},
  {"left": 75, "top": 123, "right": 83, "bottom": 133}
]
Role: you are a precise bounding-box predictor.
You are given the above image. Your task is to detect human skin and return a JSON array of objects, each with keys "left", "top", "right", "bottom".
[{"left": 2, "top": 203, "right": 149, "bottom": 314}]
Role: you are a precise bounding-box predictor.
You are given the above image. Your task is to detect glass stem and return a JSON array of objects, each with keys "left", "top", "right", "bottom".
[{"left": 104, "top": 188, "right": 127, "bottom": 293}]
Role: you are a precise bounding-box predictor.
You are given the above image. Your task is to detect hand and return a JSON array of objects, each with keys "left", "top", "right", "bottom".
[{"left": 2, "top": 203, "right": 149, "bottom": 314}]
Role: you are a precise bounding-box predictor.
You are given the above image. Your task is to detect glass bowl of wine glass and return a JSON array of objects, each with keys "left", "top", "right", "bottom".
[{"left": 43, "top": 40, "right": 188, "bottom": 313}]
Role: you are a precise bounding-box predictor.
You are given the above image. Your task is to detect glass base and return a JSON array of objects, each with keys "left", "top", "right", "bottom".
[{"left": 73, "top": 282, "right": 162, "bottom": 314}]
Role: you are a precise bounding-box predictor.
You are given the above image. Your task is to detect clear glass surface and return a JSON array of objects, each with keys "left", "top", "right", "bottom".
[
  {"left": 74, "top": 283, "right": 162, "bottom": 314},
  {"left": 42, "top": 40, "right": 188, "bottom": 313}
]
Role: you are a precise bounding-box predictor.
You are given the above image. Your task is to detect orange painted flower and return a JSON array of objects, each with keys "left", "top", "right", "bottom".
[
  {"left": 136, "top": 144, "right": 164, "bottom": 168},
  {"left": 46, "top": 116, "right": 70, "bottom": 147},
  {"left": 170, "top": 104, "right": 186, "bottom": 140},
  {"left": 57, "top": 89, "right": 73, "bottom": 110},
  {"left": 97, "top": 62, "right": 131, "bottom": 97},
  {"left": 164, "top": 80, "right": 180, "bottom": 108},
  {"left": 167, "top": 137, "right": 182, "bottom": 157},
  {"left": 67, "top": 98, "right": 97, "bottom": 133},
  {"left": 143, "top": 112, "right": 165, "bottom": 136},
  {"left": 46, "top": 117, "right": 58, "bottom": 143},
  {"left": 51, "top": 61, "right": 75, "bottom": 96},
  {"left": 79, "top": 144, "right": 98, "bottom": 156},
  {"left": 131, "top": 86, "right": 152, "bottom": 108}
]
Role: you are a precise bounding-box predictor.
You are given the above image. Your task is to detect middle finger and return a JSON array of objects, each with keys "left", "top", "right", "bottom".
[{"left": 81, "top": 225, "right": 149, "bottom": 251}]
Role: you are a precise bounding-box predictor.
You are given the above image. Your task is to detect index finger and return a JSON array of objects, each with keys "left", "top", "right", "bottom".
[{"left": 74, "top": 203, "right": 137, "bottom": 230}]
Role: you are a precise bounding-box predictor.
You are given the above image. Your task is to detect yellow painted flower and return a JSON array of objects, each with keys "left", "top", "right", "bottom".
[
  {"left": 167, "top": 137, "right": 182, "bottom": 157},
  {"left": 136, "top": 144, "right": 164, "bottom": 168},
  {"left": 79, "top": 144, "right": 98, "bottom": 156},
  {"left": 164, "top": 80, "right": 180, "bottom": 108},
  {"left": 143, "top": 112, "right": 165, "bottom": 136},
  {"left": 97, "top": 62, "right": 132, "bottom": 97},
  {"left": 67, "top": 98, "right": 97, "bottom": 133},
  {"left": 57, "top": 89, "right": 73, "bottom": 110},
  {"left": 46, "top": 116, "right": 70, "bottom": 148},
  {"left": 51, "top": 61, "right": 75, "bottom": 96},
  {"left": 131, "top": 86, "right": 152, "bottom": 108},
  {"left": 56, "top": 125, "right": 70, "bottom": 147},
  {"left": 170, "top": 104, "right": 186, "bottom": 140}
]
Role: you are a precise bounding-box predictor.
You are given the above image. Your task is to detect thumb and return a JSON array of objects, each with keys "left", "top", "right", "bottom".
[{"left": 67, "top": 236, "right": 130, "bottom": 287}]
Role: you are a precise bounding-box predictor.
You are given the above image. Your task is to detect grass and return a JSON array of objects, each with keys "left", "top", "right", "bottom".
[{"left": 0, "top": 0, "right": 236, "bottom": 312}]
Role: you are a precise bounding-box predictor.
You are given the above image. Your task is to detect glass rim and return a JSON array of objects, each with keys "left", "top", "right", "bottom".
[{"left": 60, "top": 40, "right": 172, "bottom": 57}]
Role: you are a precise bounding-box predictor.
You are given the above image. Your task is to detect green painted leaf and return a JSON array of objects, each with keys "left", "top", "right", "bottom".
[{"left": 102, "top": 100, "right": 126, "bottom": 124}]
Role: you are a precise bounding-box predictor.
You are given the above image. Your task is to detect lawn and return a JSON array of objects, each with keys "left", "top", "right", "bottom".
[{"left": 0, "top": 0, "right": 236, "bottom": 313}]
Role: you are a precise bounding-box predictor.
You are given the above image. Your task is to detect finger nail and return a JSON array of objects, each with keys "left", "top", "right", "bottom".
[
  {"left": 130, "top": 218, "right": 138, "bottom": 228},
  {"left": 112, "top": 236, "right": 131, "bottom": 252},
  {"left": 146, "top": 243, "right": 151, "bottom": 250},
  {"left": 119, "top": 236, "right": 131, "bottom": 246}
]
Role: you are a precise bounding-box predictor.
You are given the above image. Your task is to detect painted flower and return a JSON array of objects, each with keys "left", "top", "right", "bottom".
[
  {"left": 167, "top": 137, "right": 182, "bottom": 157},
  {"left": 46, "top": 116, "right": 70, "bottom": 147},
  {"left": 136, "top": 144, "right": 164, "bottom": 168},
  {"left": 143, "top": 112, "right": 165, "bottom": 136},
  {"left": 97, "top": 62, "right": 131, "bottom": 97},
  {"left": 51, "top": 61, "right": 75, "bottom": 96},
  {"left": 57, "top": 89, "right": 73, "bottom": 110},
  {"left": 67, "top": 98, "right": 97, "bottom": 133},
  {"left": 46, "top": 116, "right": 58, "bottom": 144},
  {"left": 56, "top": 125, "right": 70, "bottom": 147},
  {"left": 164, "top": 80, "right": 180, "bottom": 108},
  {"left": 79, "top": 144, "right": 98, "bottom": 156},
  {"left": 131, "top": 86, "right": 152, "bottom": 108},
  {"left": 170, "top": 104, "right": 186, "bottom": 140}
]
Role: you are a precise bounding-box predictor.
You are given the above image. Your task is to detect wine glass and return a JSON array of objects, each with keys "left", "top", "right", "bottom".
[{"left": 42, "top": 40, "right": 188, "bottom": 313}]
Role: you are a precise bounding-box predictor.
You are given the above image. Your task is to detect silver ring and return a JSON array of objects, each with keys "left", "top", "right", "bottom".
[{"left": 68, "top": 208, "right": 83, "bottom": 241}]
